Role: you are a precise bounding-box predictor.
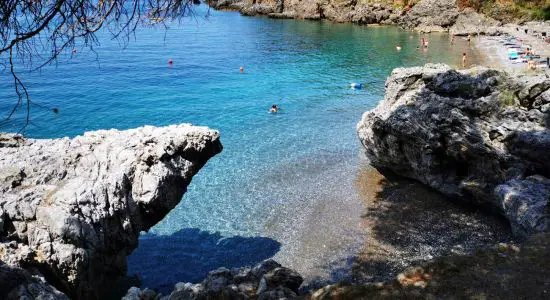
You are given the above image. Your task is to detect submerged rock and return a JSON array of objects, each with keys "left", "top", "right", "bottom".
[
  {"left": 357, "top": 64, "right": 550, "bottom": 238},
  {"left": 0, "top": 124, "right": 222, "bottom": 299}
]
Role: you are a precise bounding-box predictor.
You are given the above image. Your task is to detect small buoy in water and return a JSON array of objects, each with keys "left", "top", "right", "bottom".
[
  {"left": 350, "top": 83, "right": 363, "bottom": 89},
  {"left": 239, "top": 66, "right": 244, "bottom": 73},
  {"left": 168, "top": 59, "right": 173, "bottom": 65},
  {"left": 396, "top": 46, "right": 402, "bottom": 51}
]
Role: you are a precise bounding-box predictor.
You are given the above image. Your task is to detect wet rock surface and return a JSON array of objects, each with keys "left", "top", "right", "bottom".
[
  {"left": 0, "top": 124, "right": 222, "bottom": 299},
  {"left": 122, "top": 259, "right": 303, "bottom": 300},
  {"left": 357, "top": 63, "right": 550, "bottom": 238}
]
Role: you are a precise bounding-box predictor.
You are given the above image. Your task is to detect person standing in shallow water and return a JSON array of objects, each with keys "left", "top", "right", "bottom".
[{"left": 462, "top": 52, "right": 467, "bottom": 68}]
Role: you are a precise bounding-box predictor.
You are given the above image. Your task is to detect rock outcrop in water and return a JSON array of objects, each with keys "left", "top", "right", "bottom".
[
  {"left": 0, "top": 125, "right": 222, "bottom": 299},
  {"left": 208, "top": 0, "right": 500, "bottom": 35},
  {"left": 357, "top": 64, "right": 550, "bottom": 238},
  {"left": 122, "top": 259, "right": 303, "bottom": 300}
]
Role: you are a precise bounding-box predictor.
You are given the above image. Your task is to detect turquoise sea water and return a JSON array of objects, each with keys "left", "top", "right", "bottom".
[{"left": 0, "top": 6, "right": 480, "bottom": 293}]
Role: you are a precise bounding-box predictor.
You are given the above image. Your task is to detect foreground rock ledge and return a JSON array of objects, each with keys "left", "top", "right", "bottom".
[
  {"left": 0, "top": 124, "right": 222, "bottom": 299},
  {"left": 357, "top": 64, "right": 550, "bottom": 238},
  {"left": 122, "top": 259, "right": 304, "bottom": 300}
]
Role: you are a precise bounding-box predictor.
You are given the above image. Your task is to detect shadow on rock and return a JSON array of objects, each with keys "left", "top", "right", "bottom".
[
  {"left": 126, "top": 228, "right": 281, "bottom": 293},
  {"left": 351, "top": 166, "right": 512, "bottom": 283}
]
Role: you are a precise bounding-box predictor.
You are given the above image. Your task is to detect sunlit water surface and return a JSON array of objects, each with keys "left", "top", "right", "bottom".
[{"left": 0, "top": 6, "right": 480, "bottom": 293}]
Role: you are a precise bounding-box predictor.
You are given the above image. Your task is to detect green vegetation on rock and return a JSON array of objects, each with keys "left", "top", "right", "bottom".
[
  {"left": 460, "top": 0, "right": 550, "bottom": 21},
  {"left": 499, "top": 89, "right": 518, "bottom": 106}
]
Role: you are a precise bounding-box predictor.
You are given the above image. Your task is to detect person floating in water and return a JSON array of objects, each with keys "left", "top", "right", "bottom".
[
  {"left": 269, "top": 105, "right": 279, "bottom": 113},
  {"left": 462, "top": 52, "right": 467, "bottom": 68}
]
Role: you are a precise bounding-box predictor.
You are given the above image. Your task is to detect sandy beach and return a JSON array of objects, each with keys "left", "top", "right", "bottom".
[{"left": 473, "top": 25, "right": 550, "bottom": 73}]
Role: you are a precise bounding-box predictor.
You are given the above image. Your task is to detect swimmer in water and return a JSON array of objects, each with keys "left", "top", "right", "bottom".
[
  {"left": 269, "top": 104, "right": 279, "bottom": 113},
  {"left": 240, "top": 66, "right": 244, "bottom": 73}
]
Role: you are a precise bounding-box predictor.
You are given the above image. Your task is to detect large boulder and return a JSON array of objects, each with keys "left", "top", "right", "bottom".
[
  {"left": 357, "top": 64, "right": 550, "bottom": 238},
  {"left": 0, "top": 124, "right": 222, "bottom": 299},
  {"left": 400, "top": 0, "right": 460, "bottom": 31},
  {"left": 449, "top": 8, "right": 501, "bottom": 36}
]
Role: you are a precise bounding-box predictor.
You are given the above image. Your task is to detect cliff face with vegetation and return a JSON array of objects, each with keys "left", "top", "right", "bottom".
[
  {"left": 460, "top": 0, "right": 550, "bottom": 23},
  {"left": 209, "top": 0, "right": 548, "bottom": 34}
]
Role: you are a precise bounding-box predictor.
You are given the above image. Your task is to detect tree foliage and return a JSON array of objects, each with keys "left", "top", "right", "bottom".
[{"left": 0, "top": 0, "right": 199, "bottom": 131}]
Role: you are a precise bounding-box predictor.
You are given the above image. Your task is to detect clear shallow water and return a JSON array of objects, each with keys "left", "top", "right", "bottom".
[{"left": 0, "top": 6, "right": 479, "bottom": 293}]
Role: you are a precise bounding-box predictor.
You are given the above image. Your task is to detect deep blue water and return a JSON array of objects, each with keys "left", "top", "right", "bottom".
[{"left": 0, "top": 5, "right": 480, "bottom": 293}]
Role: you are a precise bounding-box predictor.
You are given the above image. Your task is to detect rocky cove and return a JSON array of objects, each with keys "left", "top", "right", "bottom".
[
  {"left": 1, "top": 0, "right": 550, "bottom": 299},
  {"left": 1, "top": 62, "right": 549, "bottom": 299}
]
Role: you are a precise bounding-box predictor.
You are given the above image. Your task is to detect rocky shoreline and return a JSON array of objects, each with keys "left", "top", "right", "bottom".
[
  {"left": 208, "top": 0, "right": 505, "bottom": 35},
  {"left": 2, "top": 1, "right": 550, "bottom": 293},
  {"left": 1, "top": 64, "right": 549, "bottom": 299}
]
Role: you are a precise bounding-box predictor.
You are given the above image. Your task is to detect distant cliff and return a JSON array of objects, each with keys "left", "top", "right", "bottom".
[{"left": 209, "top": 0, "right": 513, "bottom": 35}]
